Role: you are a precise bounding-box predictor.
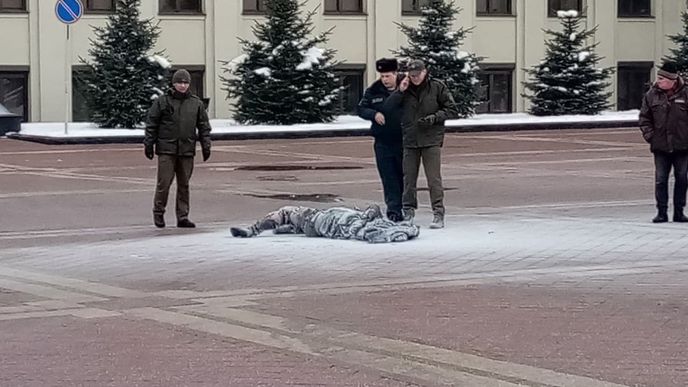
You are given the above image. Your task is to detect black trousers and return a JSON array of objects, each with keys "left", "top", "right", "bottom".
[
  {"left": 654, "top": 151, "right": 688, "bottom": 210},
  {"left": 374, "top": 141, "right": 404, "bottom": 218}
]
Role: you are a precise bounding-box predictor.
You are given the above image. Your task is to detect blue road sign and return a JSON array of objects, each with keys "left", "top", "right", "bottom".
[{"left": 55, "top": 0, "right": 83, "bottom": 25}]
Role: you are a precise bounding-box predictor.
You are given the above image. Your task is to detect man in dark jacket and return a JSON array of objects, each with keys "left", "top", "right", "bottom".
[
  {"left": 639, "top": 61, "right": 688, "bottom": 223},
  {"left": 357, "top": 58, "right": 404, "bottom": 222},
  {"left": 144, "top": 69, "right": 212, "bottom": 228},
  {"left": 388, "top": 59, "right": 458, "bottom": 229}
]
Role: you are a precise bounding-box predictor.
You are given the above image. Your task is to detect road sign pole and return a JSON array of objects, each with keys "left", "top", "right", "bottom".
[
  {"left": 56, "top": 0, "right": 83, "bottom": 135},
  {"left": 64, "top": 24, "right": 70, "bottom": 135}
]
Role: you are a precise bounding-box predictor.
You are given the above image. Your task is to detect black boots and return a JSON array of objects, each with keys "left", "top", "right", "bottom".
[
  {"left": 653, "top": 211, "right": 668, "bottom": 223},
  {"left": 230, "top": 226, "right": 256, "bottom": 237},
  {"left": 154, "top": 213, "right": 165, "bottom": 228},
  {"left": 674, "top": 207, "right": 688, "bottom": 222},
  {"left": 177, "top": 219, "right": 196, "bottom": 228},
  {"left": 154, "top": 214, "right": 195, "bottom": 228},
  {"left": 652, "top": 207, "right": 688, "bottom": 223}
]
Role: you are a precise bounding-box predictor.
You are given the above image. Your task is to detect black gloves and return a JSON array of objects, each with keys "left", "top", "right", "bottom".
[
  {"left": 418, "top": 114, "right": 436, "bottom": 125},
  {"left": 144, "top": 144, "right": 154, "bottom": 160},
  {"left": 202, "top": 147, "right": 211, "bottom": 162}
]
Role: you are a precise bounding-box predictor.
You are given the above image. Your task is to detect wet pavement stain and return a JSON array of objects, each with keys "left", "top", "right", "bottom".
[
  {"left": 417, "top": 187, "right": 458, "bottom": 191},
  {"left": 256, "top": 175, "right": 299, "bottom": 182},
  {"left": 236, "top": 165, "right": 363, "bottom": 171},
  {"left": 242, "top": 193, "right": 342, "bottom": 203}
]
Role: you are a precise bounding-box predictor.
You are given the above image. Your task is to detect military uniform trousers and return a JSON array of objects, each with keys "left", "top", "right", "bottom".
[
  {"left": 402, "top": 145, "right": 444, "bottom": 216},
  {"left": 153, "top": 154, "right": 195, "bottom": 221}
]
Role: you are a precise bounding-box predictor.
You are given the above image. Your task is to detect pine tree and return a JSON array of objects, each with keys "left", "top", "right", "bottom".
[
  {"left": 395, "top": 0, "right": 481, "bottom": 118},
  {"left": 80, "top": 0, "right": 170, "bottom": 128},
  {"left": 221, "top": 0, "right": 340, "bottom": 125},
  {"left": 666, "top": 10, "right": 688, "bottom": 74},
  {"left": 523, "top": 10, "right": 613, "bottom": 116}
]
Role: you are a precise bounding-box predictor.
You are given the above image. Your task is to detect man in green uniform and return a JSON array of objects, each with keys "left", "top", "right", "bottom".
[
  {"left": 144, "top": 69, "right": 212, "bottom": 228},
  {"left": 389, "top": 60, "right": 458, "bottom": 229}
]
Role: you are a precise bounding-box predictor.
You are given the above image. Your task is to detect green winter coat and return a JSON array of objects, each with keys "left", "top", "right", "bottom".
[
  {"left": 144, "top": 90, "right": 211, "bottom": 157},
  {"left": 388, "top": 77, "right": 458, "bottom": 148}
]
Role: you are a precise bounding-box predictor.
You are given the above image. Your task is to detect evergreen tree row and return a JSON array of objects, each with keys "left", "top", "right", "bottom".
[{"left": 81, "top": 0, "right": 688, "bottom": 127}]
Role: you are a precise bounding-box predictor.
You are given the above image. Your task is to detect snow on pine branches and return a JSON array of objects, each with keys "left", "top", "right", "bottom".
[
  {"left": 80, "top": 0, "right": 170, "bottom": 128},
  {"left": 395, "top": 0, "right": 481, "bottom": 118},
  {"left": 523, "top": 9, "right": 613, "bottom": 115},
  {"left": 221, "top": 0, "right": 341, "bottom": 125}
]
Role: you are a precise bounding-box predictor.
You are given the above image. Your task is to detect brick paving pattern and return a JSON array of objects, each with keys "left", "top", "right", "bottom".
[{"left": 1, "top": 128, "right": 686, "bottom": 386}]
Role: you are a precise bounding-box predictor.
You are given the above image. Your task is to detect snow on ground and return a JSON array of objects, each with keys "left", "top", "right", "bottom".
[{"left": 13, "top": 111, "right": 639, "bottom": 139}]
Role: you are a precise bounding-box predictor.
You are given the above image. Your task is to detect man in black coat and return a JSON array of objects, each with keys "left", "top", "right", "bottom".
[
  {"left": 357, "top": 58, "right": 405, "bottom": 222},
  {"left": 144, "top": 69, "right": 212, "bottom": 229},
  {"left": 639, "top": 61, "right": 688, "bottom": 223}
]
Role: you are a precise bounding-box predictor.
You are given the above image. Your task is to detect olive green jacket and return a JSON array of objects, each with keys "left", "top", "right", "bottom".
[
  {"left": 144, "top": 91, "right": 211, "bottom": 157},
  {"left": 388, "top": 78, "right": 458, "bottom": 148}
]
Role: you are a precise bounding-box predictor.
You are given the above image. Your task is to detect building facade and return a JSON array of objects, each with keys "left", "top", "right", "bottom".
[{"left": 0, "top": 0, "right": 684, "bottom": 122}]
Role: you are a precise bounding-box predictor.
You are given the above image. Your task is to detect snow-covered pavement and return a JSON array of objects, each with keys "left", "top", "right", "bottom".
[
  {"left": 9, "top": 110, "right": 640, "bottom": 140},
  {"left": 1, "top": 127, "right": 686, "bottom": 386}
]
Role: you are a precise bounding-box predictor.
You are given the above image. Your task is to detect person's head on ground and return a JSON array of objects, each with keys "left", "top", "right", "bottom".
[
  {"left": 172, "top": 69, "right": 191, "bottom": 94},
  {"left": 407, "top": 59, "right": 427, "bottom": 86},
  {"left": 656, "top": 61, "right": 679, "bottom": 91},
  {"left": 362, "top": 204, "right": 382, "bottom": 221},
  {"left": 376, "top": 58, "right": 398, "bottom": 90}
]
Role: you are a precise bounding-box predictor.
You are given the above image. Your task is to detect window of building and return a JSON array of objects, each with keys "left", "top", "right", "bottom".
[
  {"left": 476, "top": 0, "right": 512, "bottom": 16},
  {"left": 476, "top": 66, "right": 513, "bottom": 114},
  {"left": 159, "top": 0, "right": 202, "bottom": 14},
  {"left": 618, "top": 0, "right": 651, "bottom": 17},
  {"left": 324, "top": 0, "right": 363, "bottom": 14},
  {"left": 547, "top": 0, "right": 582, "bottom": 17},
  {"left": 0, "top": 0, "right": 26, "bottom": 12},
  {"left": 84, "top": 0, "right": 115, "bottom": 13},
  {"left": 402, "top": 0, "right": 430, "bottom": 15},
  {"left": 243, "top": 0, "right": 267, "bottom": 14},
  {"left": 617, "top": 62, "right": 652, "bottom": 110},
  {"left": 334, "top": 65, "right": 365, "bottom": 114},
  {"left": 0, "top": 70, "right": 29, "bottom": 122}
]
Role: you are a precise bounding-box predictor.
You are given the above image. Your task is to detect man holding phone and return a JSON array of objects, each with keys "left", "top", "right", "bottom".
[{"left": 389, "top": 59, "right": 458, "bottom": 229}]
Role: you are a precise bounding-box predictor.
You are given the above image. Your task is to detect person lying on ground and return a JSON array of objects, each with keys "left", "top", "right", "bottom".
[{"left": 230, "top": 204, "right": 420, "bottom": 243}]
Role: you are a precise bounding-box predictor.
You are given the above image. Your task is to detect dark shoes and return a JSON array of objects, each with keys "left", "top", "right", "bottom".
[
  {"left": 177, "top": 219, "right": 196, "bottom": 228},
  {"left": 387, "top": 212, "right": 403, "bottom": 222},
  {"left": 652, "top": 213, "right": 668, "bottom": 223},
  {"left": 654, "top": 207, "right": 688, "bottom": 223},
  {"left": 154, "top": 214, "right": 195, "bottom": 228},
  {"left": 153, "top": 214, "right": 165, "bottom": 228},
  {"left": 230, "top": 227, "right": 254, "bottom": 238},
  {"left": 674, "top": 208, "right": 688, "bottom": 223}
]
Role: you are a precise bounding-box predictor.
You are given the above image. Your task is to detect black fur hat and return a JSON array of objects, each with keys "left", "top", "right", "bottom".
[
  {"left": 658, "top": 61, "right": 679, "bottom": 80},
  {"left": 376, "top": 58, "right": 398, "bottom": 73}
]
